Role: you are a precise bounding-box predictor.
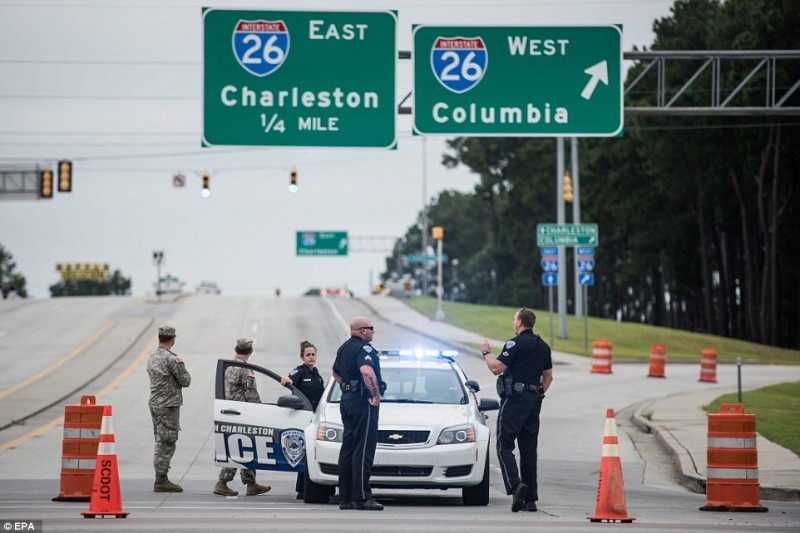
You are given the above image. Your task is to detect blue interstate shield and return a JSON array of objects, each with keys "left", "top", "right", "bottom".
[
  {"left": 431, "top": 37, "right": 488, "bottom": 94},
  {"left": 232, "top": 19, "right": 290, "bottom": 77}
]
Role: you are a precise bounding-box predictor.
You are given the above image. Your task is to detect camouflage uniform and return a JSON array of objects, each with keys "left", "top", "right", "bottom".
[
  {"left": 219, "top": 349, "right": 261, "bottom": 485},
  {"left": 147, "top": 339, "right": 191, "bottom": 476}
]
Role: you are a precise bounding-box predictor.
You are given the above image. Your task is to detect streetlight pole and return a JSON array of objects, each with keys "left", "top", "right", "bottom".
[
  {"left": 153, "top": 250, "right": 164, "bottom": 300},
  {"left": 421, "top": 137, "right": 429, "bottom": 297}
]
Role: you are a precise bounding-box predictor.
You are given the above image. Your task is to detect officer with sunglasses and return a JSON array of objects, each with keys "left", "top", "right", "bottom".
[
  {"left": 482, "top": 307, "right": 553, "bottom": 513},
  {"left": 332, "top": 316, "right": 384, "bottom": 511}
]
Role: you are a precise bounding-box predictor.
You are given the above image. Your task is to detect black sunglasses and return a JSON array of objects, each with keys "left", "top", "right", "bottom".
[{"left": 361, "top": 326, "right": 374, "bottom": 331}]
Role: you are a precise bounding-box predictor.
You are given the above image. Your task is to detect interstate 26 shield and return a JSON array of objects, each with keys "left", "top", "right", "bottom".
[
  {"left": 430, "top": 36, "right": 488, "bottom": 94},
  {"left": 232, "top": 19, "right": 289, "bottom": 77}
]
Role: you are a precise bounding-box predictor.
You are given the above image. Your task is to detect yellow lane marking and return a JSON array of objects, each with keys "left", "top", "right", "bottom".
[
  {"left": 0, "top": 321, "right": 113, "bottom": 400},
  {"left": 0, "top": 336, "right": 157, "bottom": 451}
]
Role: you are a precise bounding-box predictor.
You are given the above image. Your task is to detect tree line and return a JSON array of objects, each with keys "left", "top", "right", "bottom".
[{"left": 384, "top": 0, "right": 799, "bottom": 348}]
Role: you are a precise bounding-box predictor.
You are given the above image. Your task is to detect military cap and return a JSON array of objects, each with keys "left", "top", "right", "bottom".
[
  {"left": 158, "top": 325, "right": 176, "bottom": 337},
  {"left": 236, "top": 338, "right": 254, "bottom": 351}
]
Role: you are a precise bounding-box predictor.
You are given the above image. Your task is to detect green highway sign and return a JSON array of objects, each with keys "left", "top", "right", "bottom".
[
  {"left": 537, "top": 223, "right": 599, "bottom": 246},
  {"left": 413, "top": 25, "right": 622, "bottom": 136},
  {"left": 406, "top": 254, "right": 449, "bottom": 263},
  {"left": 203, "top": 9, "right": 396, "bottom": 148},
  {"left": 296, "top": 231, "right": 348, "bottom": 256}
]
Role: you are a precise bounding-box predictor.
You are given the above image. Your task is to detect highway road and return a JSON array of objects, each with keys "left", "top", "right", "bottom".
[{"left": 1, "top": 295, "right": 798, "bottom": 532}]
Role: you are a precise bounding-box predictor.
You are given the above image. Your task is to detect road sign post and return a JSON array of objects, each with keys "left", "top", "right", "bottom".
[
  {"left": 204, "top": 9, "right": 397, "bottom": 147},
  {"left": 296, "top": 231, "right": 349, "bottom": 256},
  {"left": 413, "top": 25, "right": 622, "bottom": 137}
]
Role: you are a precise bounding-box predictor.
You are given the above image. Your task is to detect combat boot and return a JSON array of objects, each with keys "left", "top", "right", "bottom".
[
  {"left": 213, "top": 481, "right": 238, "bottom": 496},
  {"left": 154, "top": 474, "right": 183, "bottom": 493},
  {"left": 246, "top": 482, "right": 271, "bottom": 496}
]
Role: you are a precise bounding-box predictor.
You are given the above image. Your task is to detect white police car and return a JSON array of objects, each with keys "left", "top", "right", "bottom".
[
  {"left": 212, "top": 350, "right": 498, "bottom": 506},
  {"left": 304, "top": 350, "right": 498, "bottom": 506}
]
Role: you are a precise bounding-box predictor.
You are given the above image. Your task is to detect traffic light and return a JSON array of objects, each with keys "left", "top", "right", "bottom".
[
  {"left": 289, "top": 166, "right": 298, "bottom": 193},
  {"left": 201, "top": 172, "right": 211, "bottom": 198},
  {"left": 57, "top": 160, "right": 72, "bottom": 192},
  {"left": 39, "top": 169, "right": 54, "bottom": 199},
  {"left": 563, "top": 171, "right": 574, "bottom": 203}
]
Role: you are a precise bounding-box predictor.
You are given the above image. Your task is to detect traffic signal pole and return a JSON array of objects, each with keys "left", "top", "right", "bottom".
[
  {"left": 556, "top": 138, "right": 567, "bottom": 339},
  {"left": 572, "top": 137, "right": 584, "bottom": 320}
]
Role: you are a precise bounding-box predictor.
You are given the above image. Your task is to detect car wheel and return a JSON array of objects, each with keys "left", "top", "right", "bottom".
[
  {"left": 303, "top": 466, "right": 331, "bottom": 504},
  {"left": 462, "top": 451, "right": 490, "bottom": 506}
]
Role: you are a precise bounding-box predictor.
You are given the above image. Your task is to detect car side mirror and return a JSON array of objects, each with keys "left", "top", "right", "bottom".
[
  {"left": 465, "top": 379, "right": 480, "bottom": 393},
  {"left": 277, "top": 395, "right": 306, "bottom": 410},
  {"left": 478, "top": 398, "right": 500, "bottom": 412}
]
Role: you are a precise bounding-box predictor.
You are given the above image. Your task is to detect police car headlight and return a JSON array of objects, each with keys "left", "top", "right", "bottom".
[
  {"left": 317, "top": 422, "right": 343, "bottom": 443},
  {"left": 437, "top": 424, "right": 476, "bottom": 445}
]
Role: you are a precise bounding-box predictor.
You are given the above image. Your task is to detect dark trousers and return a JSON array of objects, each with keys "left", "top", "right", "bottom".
[
  {"left": 338, "top": 395, "right": 379, "bottom": 503},
  {"left": 496, "top": 391, "right": 543, "bottom": 501}
]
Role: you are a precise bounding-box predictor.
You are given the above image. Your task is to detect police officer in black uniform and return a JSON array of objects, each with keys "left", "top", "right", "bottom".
[
  {"left": 482, "top": 307, "right": 553, "bottom": 513},
  {"left": 281, "top": 340, "right": 326, "bottom": 499},
  {"left": 331, "top": 316, "right": 384, "bottom": 511}
]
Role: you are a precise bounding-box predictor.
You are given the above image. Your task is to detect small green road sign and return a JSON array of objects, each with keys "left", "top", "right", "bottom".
[
  {"left": 413, "top": 25, "right": 622, "bottom": 137},
  {"left": 536, "top": 223, "right": 599, "bottom": 246},
  {"left": 296, "top": 231, "right": 349, "bottom": 256},
  {"left": 406, "top": 254, "right": 449, "bottom": 263},
  {"left": 203, "top": 9, "right": 396, "bottom": 148}
]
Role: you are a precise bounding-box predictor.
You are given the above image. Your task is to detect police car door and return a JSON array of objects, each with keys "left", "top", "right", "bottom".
[{"left": 213, "top": 359, "right": 314, "bottom": 473}]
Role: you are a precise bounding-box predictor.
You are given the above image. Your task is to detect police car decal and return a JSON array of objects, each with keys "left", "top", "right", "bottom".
[
  {"left": 431, "top": 36, "right": 488, "bottom": 94},
  {"left": 214, "top": 421, "right": 305, "bottom": 472},
  {"left": 232, "top": 19, "right": 290, "bottom": 77},
  {"left": 281, "top": 429, "right": 305, "bottom": 468},
  {"left": 504, "top": 340, "right": 516, "bottom": 349}
]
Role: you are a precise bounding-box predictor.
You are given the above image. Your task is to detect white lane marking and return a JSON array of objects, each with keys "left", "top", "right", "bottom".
[{"left": 322, "top": 297, "right": 349, "bottom": 332}]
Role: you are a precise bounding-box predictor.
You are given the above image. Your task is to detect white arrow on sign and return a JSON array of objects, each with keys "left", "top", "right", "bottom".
[{"left": 581, "top": 60, "right": 608, "bottom": 100}]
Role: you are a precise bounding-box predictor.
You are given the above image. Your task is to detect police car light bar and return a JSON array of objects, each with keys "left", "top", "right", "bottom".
[{"left": 378, "top": 349, "right": 458, "bottom": 360}]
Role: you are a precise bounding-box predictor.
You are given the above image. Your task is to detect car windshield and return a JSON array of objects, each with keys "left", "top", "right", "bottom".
[{"left": 328, "top": 367, "right": 467, "bottom": 405}]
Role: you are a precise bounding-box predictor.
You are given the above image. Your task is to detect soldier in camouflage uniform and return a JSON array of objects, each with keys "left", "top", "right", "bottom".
[
  {"left": 147, "top": 324, "right": 191, "bottom": 492},
  {"left": 213, "top": 338, "right": 271, "bottom": 497}
]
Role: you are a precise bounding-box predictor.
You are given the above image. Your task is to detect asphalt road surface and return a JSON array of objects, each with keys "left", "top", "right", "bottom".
[{"left": 1, "top": 295, "right": 798, "bottom": 532}]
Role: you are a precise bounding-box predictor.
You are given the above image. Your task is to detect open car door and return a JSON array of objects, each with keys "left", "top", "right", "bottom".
[{"left": 213, "top": 359, "right": 315, "bottom": 473}]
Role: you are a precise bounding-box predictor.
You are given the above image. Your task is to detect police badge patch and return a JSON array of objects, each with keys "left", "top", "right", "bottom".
[
  {"left": 280, "top": 429, "right": 305, "bottom": 468},
  {"left": 505, "top": 340, "right": 516, "bottom": 349}
]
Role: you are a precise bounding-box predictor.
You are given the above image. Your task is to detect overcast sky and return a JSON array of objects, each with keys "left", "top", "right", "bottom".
[{"left": 0, "top": 0, "right": 674, "bottom": 298}]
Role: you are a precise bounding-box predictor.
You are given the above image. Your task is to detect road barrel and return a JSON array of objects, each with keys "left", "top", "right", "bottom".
[
  {"left": 700, "top": 403, "right": 767, "bottom": 512},
  {"left": 647, "top": 343, "right": 666, "bottom": 378},
  {"left": 590, "top": 340, "right": 613, "bottom": 374},
  {"left": 699, "top": 348, "right": 718, "bottom": 383},
  {"left": 53, "top": 395, "right": 105, "bottom": 501}
]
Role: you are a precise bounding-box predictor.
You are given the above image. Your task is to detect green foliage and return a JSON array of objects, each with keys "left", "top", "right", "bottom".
[
  {"left": 706, "top": 381, "right": 800, "bottom": 456},
  {"left": 49, "top": 269, "right": 132, "bottom": 297},
  {"left": 0, "top": 243, "right": 28, "bottom": 298}
]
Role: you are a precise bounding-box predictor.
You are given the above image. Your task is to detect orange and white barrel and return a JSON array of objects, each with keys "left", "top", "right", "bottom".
[
  {"left": 699, "top": 348, "right": 718, "bottom": 383},
  {"left": 590, "top": 340, "right": 613, "bottom": 374},
  {"left": 700, "top": 404, "right": 767, "bottom": 512},
  {"left": 647, "top": 343, "right": 666, "bottom": 378},
  {"left": 53, "top": 395, "right": 104, "bottom": 501}
]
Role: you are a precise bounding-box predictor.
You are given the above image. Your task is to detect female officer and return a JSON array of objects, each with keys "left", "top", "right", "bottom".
[{"left": 281, "top": 340, "right": 326, "bottom": 499}]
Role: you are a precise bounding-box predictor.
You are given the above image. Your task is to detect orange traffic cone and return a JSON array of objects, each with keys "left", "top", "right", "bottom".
[
  {"left": 588, "top": 409, "right": 635, "bottom": 523},
  {"left": 647, "top": 344, "right": 666, "bottom": 378},
  {"left": 81, "top": 405, "right": 129, "bottom": 518}
]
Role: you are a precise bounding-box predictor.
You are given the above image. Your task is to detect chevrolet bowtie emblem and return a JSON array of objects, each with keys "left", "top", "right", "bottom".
[{"left": 388, "top": 433, "right": 404, "bottom": 440}]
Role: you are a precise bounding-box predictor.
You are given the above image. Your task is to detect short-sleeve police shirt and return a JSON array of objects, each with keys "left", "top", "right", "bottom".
[
  {"left": 288, "top": 364, "right": 325, "bottom": 408},
  {"left": 333, "top": 336, "right": 382, "bottom": 386},
  {"left": 496, "top": 329, "right": 552, "bottom": 384}
]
